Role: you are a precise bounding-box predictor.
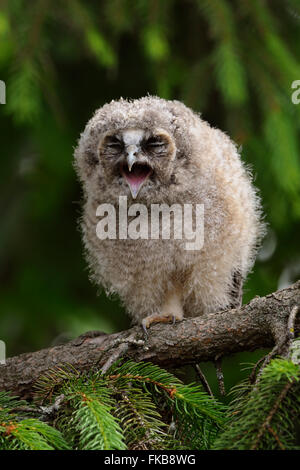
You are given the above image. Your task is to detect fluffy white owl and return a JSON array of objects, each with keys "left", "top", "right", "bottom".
[{"left": 74, "top": 96, "right": 265, "bottom": 331}]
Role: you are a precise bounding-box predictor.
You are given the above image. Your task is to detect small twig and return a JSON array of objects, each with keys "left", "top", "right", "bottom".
[
  {"left": 267, "top": 425, "right": 285, "bottom": 450},
  {"left": 39, "top": 393, "right": 65, "bottom": 418},
  {"left": 249, "top": 355, "right": 266, "bottom": 384},
  {"left": 9, "top": 406, "right": 41, "bottom": 416},
  {"left": 287, "top": 306, "right": 299, "bottom": 357},
  {"left": 100, "top": 343, "right": 129, "bottom": 374},
  {"left": 100, "top": 334, "right": 146, "bottom": 374},
  {"left": 254, "top": 343, "right": 282, "bottom": 386},
  {"left": 40, "top": 393, "right": 65, "bottom": 415},
  {"left": 214, "top": 358, "right": 226, "bottom": 396},
  {"left": 194, "top": 364, "right": 214, "bottom": 397}
]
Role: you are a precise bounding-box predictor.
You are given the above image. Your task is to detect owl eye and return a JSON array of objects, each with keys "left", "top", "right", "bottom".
[
  {"left": 105, "top": 136, "right": 124, "bottom": 151},
  {"left": 143, "top": 136, "right": 166, "bottom": 152}
]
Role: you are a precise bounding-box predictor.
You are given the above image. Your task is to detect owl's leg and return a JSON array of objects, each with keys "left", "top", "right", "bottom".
[{"left": 142, "top": 286, "right": 184, "bottom": 333}]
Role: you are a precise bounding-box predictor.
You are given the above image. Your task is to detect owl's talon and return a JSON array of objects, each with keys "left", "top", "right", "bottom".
[
  {"left": 141, "top": 312, "right": 182, "bottom": 333},
  {"left": 142, "top": 321, "right": 149, "bottom": 338}
]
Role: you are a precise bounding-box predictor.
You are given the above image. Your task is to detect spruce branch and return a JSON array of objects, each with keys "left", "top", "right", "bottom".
[
  {"left": 0, "top": 391, "right": 70, "bottom": 450},
  {"left": 114, "top": 388, "right": 169, "bottom": 450},
  {"left": 31, "top": 360, "right": 225, "bottom": 450},
  {"left": 213, "top": 351, "right": 300, "bottom": 450},
  {"left": 251, "top": 378, "right": 296, "bottom": 450},
  {"left": 1, "top": 281, "right": 299, "bottom": 399}
]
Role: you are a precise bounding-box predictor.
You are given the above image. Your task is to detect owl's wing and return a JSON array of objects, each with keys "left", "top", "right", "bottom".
[{"left": 229, "top": 271, "right": 243, "bottom": 309}]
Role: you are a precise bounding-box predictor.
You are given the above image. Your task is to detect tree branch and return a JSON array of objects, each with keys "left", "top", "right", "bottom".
[{"left": 1, "top": 281, "right": 299, "bottom": 399}]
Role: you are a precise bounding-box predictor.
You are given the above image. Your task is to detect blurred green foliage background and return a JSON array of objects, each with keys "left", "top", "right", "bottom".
[{"left": 0, "top": 0, "right": 300, "bottom": 396}]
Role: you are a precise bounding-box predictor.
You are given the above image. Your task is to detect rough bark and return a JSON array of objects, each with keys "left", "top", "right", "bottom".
[{"left": 0, "top": 281, "right": 299, "bottom": 399}]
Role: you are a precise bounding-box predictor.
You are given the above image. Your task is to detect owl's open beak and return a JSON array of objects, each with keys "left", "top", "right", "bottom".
[
  {"left": 120, "top": 145, "right": 153, "bottom": 198},
  {"left": 121, "top": 159, "right": 152, "bottom": 199}
]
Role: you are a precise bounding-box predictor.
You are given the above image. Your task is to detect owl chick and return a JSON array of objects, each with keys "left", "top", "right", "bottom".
[{"left": 74, "top": 96, "right": 265, "bottom": 331}]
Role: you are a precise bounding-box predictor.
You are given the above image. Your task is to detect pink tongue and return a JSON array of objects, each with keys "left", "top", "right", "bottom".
[{"left": 122, "top": 166, "right": 151, "bottom": 198}]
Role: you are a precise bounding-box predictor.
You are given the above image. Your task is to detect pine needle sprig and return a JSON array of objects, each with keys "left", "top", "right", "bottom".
[
  {"left": 167, "top": 382, "right": 226, "bottom": 449},
  {"left": 0, "top": 418, "right": 71, "bottom": 450},
  {"left": 114, "top": 387, "right": 170, "bottom": 450},
  {"left": 106, "top": 360, "right": 226, "bottom": 449},
  {"left": 34, "top": 363, "right": 81, "bottom": 403},
  {"left": 105, "top": 360, "right": 182, "bottom": 397},
  {"left": 33, "top": 360, "right": 226, "bottom": 450},
  {"left": 60, "top": 377, "right": 126, "bottom": 450},
  {"left": 0, "top": 391, "right": 28, "bottom": 415},
  {"left": 213, "top": 355, "right": 300, "bottom": 450},
  {"left": 0, "top": 392, "right": 70, "bottom": 450}
]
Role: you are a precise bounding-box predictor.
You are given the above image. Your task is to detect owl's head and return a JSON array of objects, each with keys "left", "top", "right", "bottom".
[
  {"left": 98, "top": 126, "right": 178, "bottom": 199},
  {"left": 74, "top": 96, "right": 203, "bottom": 202}
]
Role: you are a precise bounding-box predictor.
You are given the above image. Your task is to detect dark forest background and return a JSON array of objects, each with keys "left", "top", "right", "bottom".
[{"left": 0, "top": 0, "right": 300, "bottom": 398}]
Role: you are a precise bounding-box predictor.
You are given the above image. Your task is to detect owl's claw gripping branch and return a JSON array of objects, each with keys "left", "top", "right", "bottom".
[
  {"left": 142, "top": 287, "right": 184, "bottom": 334},
  {"left": 142, "top": 312, "right": 182, "bottom": 334}
]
